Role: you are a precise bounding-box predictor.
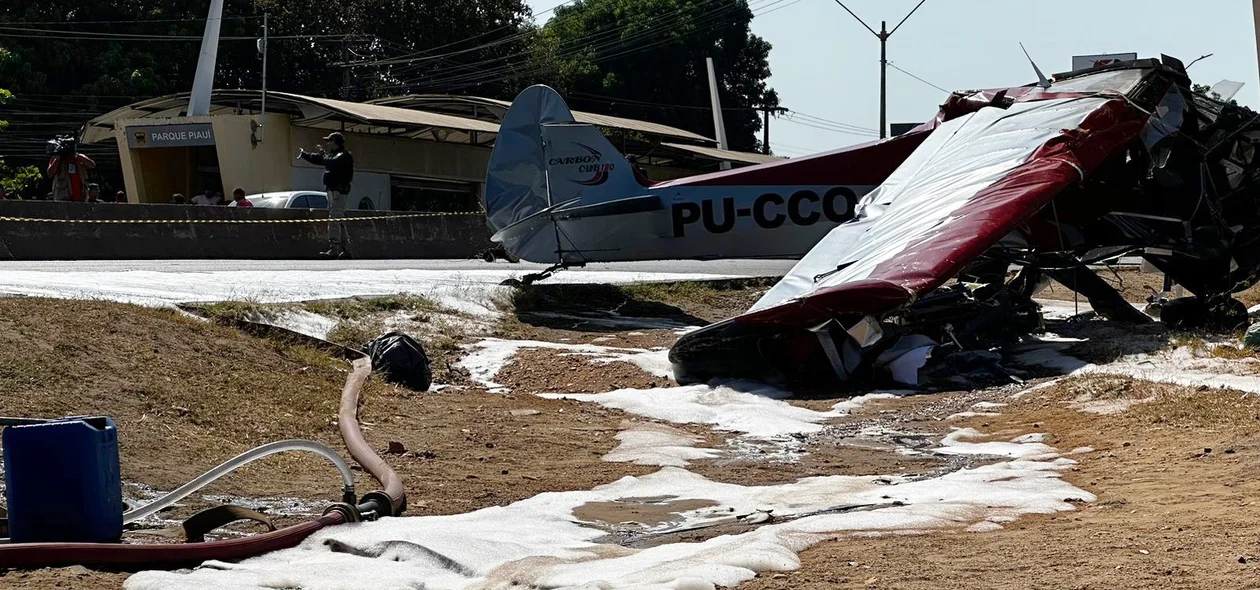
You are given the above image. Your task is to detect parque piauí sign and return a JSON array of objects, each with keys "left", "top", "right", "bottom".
[{"left": 126, "top": 123, "right": 216, "bottom": 148}]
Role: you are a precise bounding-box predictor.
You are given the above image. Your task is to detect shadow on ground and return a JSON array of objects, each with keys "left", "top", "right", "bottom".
[{"left": 506, "top": 278, "right": 777, "bottom": 333}]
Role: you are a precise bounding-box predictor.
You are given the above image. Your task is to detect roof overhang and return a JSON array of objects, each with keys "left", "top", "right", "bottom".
[{"left": 84, "top": 90, "right": 500, "bottom": 145}]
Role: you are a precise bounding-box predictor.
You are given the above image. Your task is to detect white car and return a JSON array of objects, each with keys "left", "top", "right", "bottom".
[{"left": 243, "top": 191, "right": 376, "bottom": 210}]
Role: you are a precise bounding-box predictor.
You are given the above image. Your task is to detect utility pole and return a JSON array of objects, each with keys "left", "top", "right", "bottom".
[
  {"left": 832, "top": 0, "right": 928, "bottom": 139},
  {"left": 342, "top": 43, "right": 352, "bottom": 100},
  {"left": 258, "top": 13, "right": 268, "bottom": 141},
  {"left": 760, "top": 107, "right": 786, "bottom": 155},
  {"left": 762, "top": 108, "right": 771, "bottom": 155},
  {"left": 879, "top": 20, "right": 887, "bottom": 140}
]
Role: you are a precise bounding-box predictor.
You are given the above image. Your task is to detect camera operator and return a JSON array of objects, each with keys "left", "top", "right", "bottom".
[{"left": 46, "top": 137, "right": 95, "bottom": 202}]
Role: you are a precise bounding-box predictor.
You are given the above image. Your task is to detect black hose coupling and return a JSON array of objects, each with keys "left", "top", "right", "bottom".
[
  {"left": 323, "top": 502, "right": 363, "bottom": 523},
  {"left": 356, "top": 491, "right": 395, "bottom": 520}
]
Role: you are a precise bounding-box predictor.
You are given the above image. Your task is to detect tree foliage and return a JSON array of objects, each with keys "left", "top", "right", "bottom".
[
  {"left": 536, "top": 0, "right": 778, "bottom": 152},
  {"left": 0, "top": 88, "right": 42, "bottom": 198},
  {"left": 0, "top": 0, "right": 535, "bottom": 101},
  {"left": 0, "top": 0, "right": 780, "bottom": 164},
  {"left": 0, "top": 0, "right": 533, "bottom": 170}
]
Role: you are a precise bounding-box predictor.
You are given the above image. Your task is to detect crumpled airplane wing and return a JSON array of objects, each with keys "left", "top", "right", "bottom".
[{"left": 671, "top": 94, "right": 1148, "bottom": 384}]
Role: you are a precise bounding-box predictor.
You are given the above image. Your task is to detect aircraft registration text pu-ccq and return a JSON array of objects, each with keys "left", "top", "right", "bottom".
[{"left": 482, "top": 85, "right": 926, "bottom": 269}]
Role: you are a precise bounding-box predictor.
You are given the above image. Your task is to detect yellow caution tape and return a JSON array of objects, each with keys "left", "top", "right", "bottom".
[{"left": 0, "top": 212, "right": 483, "bottom": 225}]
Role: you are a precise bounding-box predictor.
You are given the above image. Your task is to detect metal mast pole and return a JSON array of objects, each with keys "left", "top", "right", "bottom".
[
  {"left": 188, "top": 0, "right": 225, "bottom": 116},
  {"left": 706, "top": 57, "right": 732, "bottom": 170}
]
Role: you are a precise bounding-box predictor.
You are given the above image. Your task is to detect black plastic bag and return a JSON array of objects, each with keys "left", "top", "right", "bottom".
[{"left": 363, "top": 332, "right": 432, "bottom": 392}]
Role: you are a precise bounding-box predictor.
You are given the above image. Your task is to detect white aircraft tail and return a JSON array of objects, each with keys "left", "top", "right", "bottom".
[{"left": 484, "top": 85, "right": 645, "bottom": 234}]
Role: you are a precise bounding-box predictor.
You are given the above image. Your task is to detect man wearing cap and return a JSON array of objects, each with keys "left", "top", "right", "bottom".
[{"left": 299, "top": 132, "right": 355, "bottom": 258}]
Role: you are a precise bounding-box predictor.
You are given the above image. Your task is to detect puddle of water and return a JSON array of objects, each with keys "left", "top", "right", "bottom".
[{"left": 573, "top": 496, "right": 721, "bottom": 531}]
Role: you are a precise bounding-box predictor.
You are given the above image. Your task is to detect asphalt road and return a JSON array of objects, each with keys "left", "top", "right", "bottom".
[{"left": 0, "top": 258, "right": 800, "bottom": 276}]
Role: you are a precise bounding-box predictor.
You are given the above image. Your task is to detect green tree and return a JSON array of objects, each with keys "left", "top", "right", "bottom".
[
  {"left": 0, "top": 0, "right": 534, "bottom": 171},
  {"left": 0, "top": 88, "right": 42, "bottom": 199},
  {"left": 536, "top": 0, "right": 778, "bottom": 152}
]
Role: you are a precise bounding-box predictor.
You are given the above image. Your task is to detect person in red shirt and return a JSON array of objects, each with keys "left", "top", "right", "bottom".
[
  {"left": 229, "top": 187, "right": 254, "bottom": 208},
  {"left": 47, "top": 152, "right": 95, "bottom": 202}
]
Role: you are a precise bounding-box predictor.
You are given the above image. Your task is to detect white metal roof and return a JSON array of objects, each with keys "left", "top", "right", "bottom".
[
  {"left": 661, "top": 142, "right": 785, "bottom": 164},
  {"left": 369, "top": 94, "right": 715, "bottom": 143},
  {"left": 83, "top": 90, "right": 499, "bottom": 145}
]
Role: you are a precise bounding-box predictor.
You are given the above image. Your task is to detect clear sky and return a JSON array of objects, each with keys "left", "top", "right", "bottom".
[{"left": 525, "top": 0, "right": 1260, "bottom": 157}]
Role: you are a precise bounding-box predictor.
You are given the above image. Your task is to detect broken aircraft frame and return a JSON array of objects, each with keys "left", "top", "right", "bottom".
[{"left": 671, "top": 56, "right": 1260, "bottom": 389}]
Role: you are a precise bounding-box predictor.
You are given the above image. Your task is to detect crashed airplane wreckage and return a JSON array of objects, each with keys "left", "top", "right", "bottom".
[{"left": 671, "top": 56, "right": 1260, "bottom": 388}]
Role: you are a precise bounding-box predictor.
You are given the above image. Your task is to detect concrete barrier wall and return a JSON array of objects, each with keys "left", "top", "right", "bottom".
[{"left": 0, "top": 201, "right": 493, "bottom": 260}]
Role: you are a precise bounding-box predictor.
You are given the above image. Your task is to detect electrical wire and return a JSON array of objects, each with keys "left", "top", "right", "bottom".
[
  {"left": 408, "top": 0, "right": 770, "bottom": 93},
  {"left": 0, "top": 25, "right": 358, "bottom": 42},
  {"left": 338, "top": 0, "right": 579, "bottom": 68},
  {"left": 0, "top": 16, "right": 261, "bottom": 26},
  {"left": 383, "top": 0, "right": 745, "bottom": 91},
  {"left": 386, "top": 0, "right": 725, "bottom": 74},
  {"left": 887, "top": 61, "right": 949, "bottom": 94},
  {"left": 783, "top": 109, "right": 879, "bottom": 133},
  {"left": 778, "top": 116, "right": 879, "bottom": 137}
]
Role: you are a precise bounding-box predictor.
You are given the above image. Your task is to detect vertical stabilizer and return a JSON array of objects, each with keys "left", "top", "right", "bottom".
[{"left": 485, "top": 85, "right": 643, "bottom": 233}]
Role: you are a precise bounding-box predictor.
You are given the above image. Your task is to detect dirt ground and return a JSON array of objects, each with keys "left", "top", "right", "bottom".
[
  {"left": 745, "top": 377, "right": 1260, "bottom": 590},
  {"left": 5, "top": 277, "right": 1260, "bottom": 589}
]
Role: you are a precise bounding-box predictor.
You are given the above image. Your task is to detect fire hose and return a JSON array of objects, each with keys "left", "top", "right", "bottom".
[{"left": 0, "top": 351, "right": 404, "bottom": 570}]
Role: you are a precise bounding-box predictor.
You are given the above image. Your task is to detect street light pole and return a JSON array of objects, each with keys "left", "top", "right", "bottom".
[{"left": 833, "top": 0, "right": 928, "bottom": 140}]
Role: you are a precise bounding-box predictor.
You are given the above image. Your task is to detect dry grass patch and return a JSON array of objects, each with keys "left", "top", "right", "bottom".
[
  {"left": 302, "top": 294, "right": 441, "bottom": 320},
  {"left": 0, "top": 298, "right": 353, "bottom": 497},
  {"left": 1133, "top": 386, "right": 1260, "bottom": 428}
]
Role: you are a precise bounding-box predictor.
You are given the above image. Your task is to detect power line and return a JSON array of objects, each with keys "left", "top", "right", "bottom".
[
  {"left": 384, "top": 0, "right": 760, "bottom": 91},
  {"left": 397, "top": 0, "right": 778, "bottom": 93},
  {"left": 783, "top": 109, "right": 878, "bottom": 134},
  {"left": 887, "top": 61, "right": 949, "bottom": 93},
  {"left": 385, "top": 0, "right": 731, "bottom": 85},
  {"left": 779, "top": 116, "right": 879, "bottom": 138},
  {"left": 0, "top": 16, "right": 261, "bottom": 25},
  {"left": 339, "top": 0, "right": 580, "bottom": 68},
  {"left": 755, "top": 0, "right": 809, "bottom": 17},
  {"left": 0, "top": 25, "right": 358, "bottom": 41}
]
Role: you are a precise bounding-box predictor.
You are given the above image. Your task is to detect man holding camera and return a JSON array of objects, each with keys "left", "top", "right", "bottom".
[
  {"left": 46, "top": 139, "right": 96, "bottom": 202},
  {"left": 299, "top": 132, "right": 355, "bottom": 259}
]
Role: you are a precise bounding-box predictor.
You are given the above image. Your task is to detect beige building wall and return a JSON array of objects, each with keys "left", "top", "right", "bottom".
[
  {"left": 214, "top": 113, "right": 293, "bottom": 195},
  {"left": 113, "top": 114, "right": 292, "bottom": 203}
]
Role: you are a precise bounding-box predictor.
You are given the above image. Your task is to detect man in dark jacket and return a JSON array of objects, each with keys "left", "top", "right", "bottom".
[{"left": 299, "top": 132, "right": 355, "bottom": 258}]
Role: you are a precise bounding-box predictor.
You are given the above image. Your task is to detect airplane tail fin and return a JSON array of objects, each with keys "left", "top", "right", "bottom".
[{"left": 485, "top": 85, "right": 645, "bottom": 234}]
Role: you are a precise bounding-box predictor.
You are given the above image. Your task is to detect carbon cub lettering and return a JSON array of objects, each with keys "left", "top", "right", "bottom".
[{"left": 672, "top": 188, "right": 857, "bottom": 237}]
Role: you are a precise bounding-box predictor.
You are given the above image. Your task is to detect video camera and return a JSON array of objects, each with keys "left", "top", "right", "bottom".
[{"left": 45, "top": 135, "right": 78, "bottom": 157}]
